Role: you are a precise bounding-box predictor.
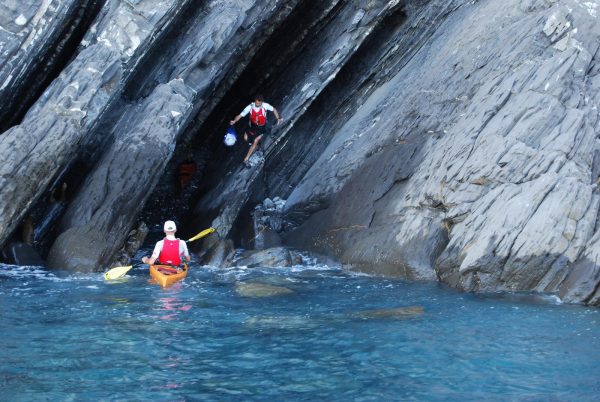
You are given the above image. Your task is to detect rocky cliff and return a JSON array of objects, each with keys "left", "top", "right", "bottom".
[{"left": 0, "top": 0, "right": 599, "bottom": 305}]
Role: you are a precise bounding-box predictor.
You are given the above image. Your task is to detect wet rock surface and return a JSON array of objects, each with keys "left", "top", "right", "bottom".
[
  {"left": 233, "top": 247, "right": 303, "bottom": 268},
  {"left": 0, "top": 0, "right": 599, "bottom": 305}
]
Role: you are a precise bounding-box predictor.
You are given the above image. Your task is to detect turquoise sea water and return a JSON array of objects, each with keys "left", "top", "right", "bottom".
[{"left": 1, "top": 260, "right": 599, "bottom": 401}]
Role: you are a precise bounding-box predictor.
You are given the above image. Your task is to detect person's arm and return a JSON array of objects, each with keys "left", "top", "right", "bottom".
[
  {"left": 230, "top": 105, "right": 251, "bottom": 125},
  {"left": 264, "top": 103, "right": 282, "bottom": 124},
  {"left": 180, "top": 241, "right": 191, "bottom": 262},
  {"left": 230, "top": 114, "right": 242, "bottom": 126},
  {"left": 273, "top": 107, "right": 283, "bottom": 124},
  {"left": 142, "top": 241, "right": 162, "bottom": 264}
]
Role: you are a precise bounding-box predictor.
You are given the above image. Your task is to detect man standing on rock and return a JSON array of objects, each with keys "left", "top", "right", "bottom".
[
  {"left": 142, "top": 220, "right": 191, "bottom": 266},
  {"left": 229, "top": 94, "right": 283, "bottom": 167}
]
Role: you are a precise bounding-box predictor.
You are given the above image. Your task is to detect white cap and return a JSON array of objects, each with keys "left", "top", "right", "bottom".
[{"left": 164, "top": 220, "right": 177, "bottom": 232}]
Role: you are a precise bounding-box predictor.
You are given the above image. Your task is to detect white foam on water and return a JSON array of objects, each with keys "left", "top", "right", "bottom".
[
  {"left": 544, "top": 294, "right": 564, "bottom": 305},
  {"left": 0, "top": 264, "right": 111, "bottom": 284},
  {"left": 0, "top": 264, "right": 63, "bottom": 281}
]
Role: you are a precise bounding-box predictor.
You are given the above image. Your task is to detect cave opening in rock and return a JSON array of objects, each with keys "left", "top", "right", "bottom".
[
  {"left": 140, "top": 0, "right": 346, "bottom": 237},
  {"left": 181, "top": 3, "right": 409, "bottom": 247},
  {"left": 183, "top": 0, "right": 348, "bottom": 186}
]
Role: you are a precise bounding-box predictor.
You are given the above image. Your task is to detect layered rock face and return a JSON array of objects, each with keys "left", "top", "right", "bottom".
[
  {"left": 0, "top": 0, "right": 599, "bottom": 305},
  {"left": 275, "top": 0, "right": 600, "bottom": 304}
]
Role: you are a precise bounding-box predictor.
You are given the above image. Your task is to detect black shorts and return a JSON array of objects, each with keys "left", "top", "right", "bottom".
[{"left": 246, "top": 124, "right": 267, "bottom": 138}]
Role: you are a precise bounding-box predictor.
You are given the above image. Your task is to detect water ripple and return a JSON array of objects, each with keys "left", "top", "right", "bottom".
[{"left": 0, "top": 263, "right": 598, "bottom": 400}]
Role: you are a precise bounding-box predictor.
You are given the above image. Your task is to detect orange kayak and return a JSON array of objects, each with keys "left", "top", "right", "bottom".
[{"left": 149, "top": 263, "right": 188, "bottom": 287}]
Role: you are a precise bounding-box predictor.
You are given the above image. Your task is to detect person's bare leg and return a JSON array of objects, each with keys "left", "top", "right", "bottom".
[{"left": 244, "top": 135, "right": 262, "bottom": 162}]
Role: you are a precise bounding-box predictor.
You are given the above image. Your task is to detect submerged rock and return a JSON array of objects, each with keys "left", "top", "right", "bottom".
[
  {"left": 244, "top": 315, "right": 317, "bottom": 330},
  {"left": 235, "top": 282, "right": 294, "bottom": 298},
  {"left": 352, "top": 306, "right": 425, "bottom": 320}
]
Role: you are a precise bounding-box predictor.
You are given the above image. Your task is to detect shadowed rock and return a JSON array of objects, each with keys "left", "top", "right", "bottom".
[
  {"left": 1, "top": 243, "right": 45, "bottom": 267},
  {"left": 233, "top": 247, "right": 303, "bottom": 268},
  {"left": 202, "top": 238, "right": 235, "bottom": 268}
]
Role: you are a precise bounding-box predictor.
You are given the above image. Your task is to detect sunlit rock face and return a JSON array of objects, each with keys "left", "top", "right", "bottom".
[
  {"left": 276, "top": 0, "right": 600, "bottom": 304},
  {"left": 0, "top": 0, "right": 599, "bottom": 304}
]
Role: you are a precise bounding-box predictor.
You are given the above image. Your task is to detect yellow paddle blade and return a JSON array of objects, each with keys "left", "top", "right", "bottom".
[
  {"left": 187, "top": 227, "right": 216, "bottom": 242},
  {"left": 104, "top": 265, "right": 133, "bottom": 280}
]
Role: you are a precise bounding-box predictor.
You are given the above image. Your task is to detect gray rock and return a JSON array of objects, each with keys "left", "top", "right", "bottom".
[
  {"left": 1, "top": 242, "right": 45, "bottom": 267},
  {"left": 263, "top": 198, "right": 275, "bottom": 210},
  {"left": 0, "top": 0, "right": 187, "bottom": 250},
  {"left": 0, "top": 0, "right": 103, "bottom": 132},
  {"left": 202, "top": 238, "right": 235, "bottom": 268},
  {"left": 47, "top": 81, "right": 194, "bottom": 270},
  {"left": 113, "top": 222, "right": 149, "bottom": 268},
  {"left": 277, "top": 0, "right": 600, "bottom": 303},
  {"left": 234, "top": 247, "right": 300, "bottom": 268}
]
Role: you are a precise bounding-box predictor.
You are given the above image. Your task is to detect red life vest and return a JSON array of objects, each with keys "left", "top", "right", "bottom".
[
  {"left": 159, "top": 238, "right": 181, "bottom": 266},
  {"left": 250, "top": 106, "right": 267, "bottom": 126}
]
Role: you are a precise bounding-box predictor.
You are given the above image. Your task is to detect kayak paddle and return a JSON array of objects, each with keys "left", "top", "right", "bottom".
[
  {"left": 103, "top": 227, "right": 216, "bottom": 280},
  {"left": 187, "top": 227, "right": 215, "bottom": 242},
  {"left": 104, "top": 265, "right": 133, "bottom": 280}
]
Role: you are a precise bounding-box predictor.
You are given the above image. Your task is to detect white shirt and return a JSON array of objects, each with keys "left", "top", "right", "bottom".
[
  {"left": 240, "top": 102, "right": 274, "bottom": 117},
  {"left": 150, "top": 235, "right": 190, "bottom": 260}
]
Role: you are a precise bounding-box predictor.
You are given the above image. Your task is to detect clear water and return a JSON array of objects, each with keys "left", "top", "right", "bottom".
[{"left": 1, "top": 261, "right": 599, "bottom": 401}]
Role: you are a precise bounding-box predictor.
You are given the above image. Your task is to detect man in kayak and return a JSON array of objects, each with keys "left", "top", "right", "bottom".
[
  {"left": 229, "top": 94, "right": 283, "bottom": 167},
  {"left": 142, "top": 220, "right": 191, "bottom": 266}
]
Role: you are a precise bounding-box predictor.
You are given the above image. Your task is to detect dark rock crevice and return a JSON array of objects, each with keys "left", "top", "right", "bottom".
[
  {"left": 264, "top": 5, "right": 409, "bottom": 198},
  {"left": 134, "top": 0, "right": 320, "bottom": 235},
  {"left": 0, "top": 0, "right": 106, "bottom": 134},
  {"left": 184, "top": 0, "right": 419, "bottom": 248},
  {"left": 121, "top": 0, "right": 204, "bottom": 102},
  {"left": 144, "top": 0, "right": 351, "bottom": 235},
  {"left": 178, "top": 0, "right": 348, "bottom": 193}
]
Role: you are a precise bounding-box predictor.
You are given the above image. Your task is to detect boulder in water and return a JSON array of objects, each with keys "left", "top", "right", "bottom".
[
  {"left": 1, "top": 242, "right": 46, "bottom": 267},
  {"left": 202, "top": 238, "right": 235, "bottom": 267}
]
